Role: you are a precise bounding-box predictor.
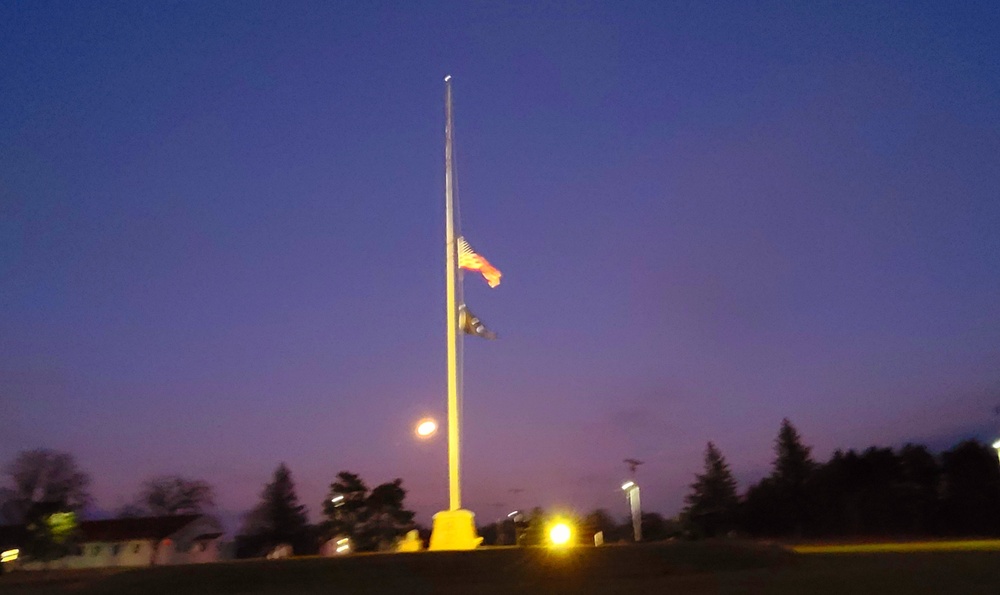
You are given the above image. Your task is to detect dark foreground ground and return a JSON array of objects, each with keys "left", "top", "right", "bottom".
[{"left": 3, "top": 541, "right": 1000, "bottom": 595}]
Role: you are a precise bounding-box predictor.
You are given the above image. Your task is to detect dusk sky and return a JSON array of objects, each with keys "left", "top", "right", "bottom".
[{"left": 2, "top": 1, "right": 999, "bottom": 532}]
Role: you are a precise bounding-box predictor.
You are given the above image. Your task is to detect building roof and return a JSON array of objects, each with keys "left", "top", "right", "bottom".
[
  {"left": 193, "top": 532, "right": 223, "bottom": 541},
  {"left": 1, "top": 514, "right": 215, "bottom": 547},
  {"left": 78, "top": 515, "right": 203, "bottom": 542}
]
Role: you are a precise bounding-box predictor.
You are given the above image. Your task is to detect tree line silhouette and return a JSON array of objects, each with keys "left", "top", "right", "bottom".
[
  {"left": 5, "top": 419, "right": 1000, "bottom": 560},
  {"left": 683, "top": 419, "right": 1000, "bottom": 540}
]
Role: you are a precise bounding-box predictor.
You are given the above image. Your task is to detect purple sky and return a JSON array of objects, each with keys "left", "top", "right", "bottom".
[{"left": 2, "top": 1, "right": 999, "bottom": 531}]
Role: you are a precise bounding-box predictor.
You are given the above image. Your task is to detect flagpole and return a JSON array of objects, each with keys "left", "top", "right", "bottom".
[
  {"left": 429, "top": 74, "right": 480, "bottom": 550},
  {"left": 444, "top": 74, "right": 462, "bottom": 512}
]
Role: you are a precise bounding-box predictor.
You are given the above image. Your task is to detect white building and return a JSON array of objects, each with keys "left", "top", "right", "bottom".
[{"left": 3, "top": 514, "right": 224, "bottom": 570}]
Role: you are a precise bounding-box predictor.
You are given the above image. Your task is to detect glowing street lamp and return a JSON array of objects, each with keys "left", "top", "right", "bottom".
[
  {"left": 992, "top": 439, "right": 1000, "bottom": 465},
  {"left": 415, "top": 418, "right": 438, "bottom": 438},
  {"left": 548, "top": 522, "right": 573, "bottom": 547}
]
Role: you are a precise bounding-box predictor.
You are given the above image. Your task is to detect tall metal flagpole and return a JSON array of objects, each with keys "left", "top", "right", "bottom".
[
  {"left": 429, "top": 75, "right": 480, "bottom": 550},
  {"left": 443, "top": 74, "right": 462, "bottom": 512}
]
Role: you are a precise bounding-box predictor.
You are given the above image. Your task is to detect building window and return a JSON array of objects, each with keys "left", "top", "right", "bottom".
[
  {"left": 112, "top": 544, "right": 121, "bottom": 556},
  {"left": 133, "top": 543, "right": 142, "bottom": 553},
  {"left": 91, "top": 545, "right": 101, "bottom": 556}
]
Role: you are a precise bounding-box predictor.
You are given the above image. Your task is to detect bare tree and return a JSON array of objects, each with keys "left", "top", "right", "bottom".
[
  {"left": 0, "top": 449, "right": 91, "bottom": 524},
  {"left": 138, "top": 475, "right": 215, "bottom": 516}
]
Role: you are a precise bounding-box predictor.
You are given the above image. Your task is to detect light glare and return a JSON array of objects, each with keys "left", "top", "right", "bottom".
[
  {"left": 416, "top": 418, "right": 438, "bottom": 437},
  {"left": 549, "top": 523, "right": 572, "bottom": 546},
  {"left": 334, "top": 537, "right": 351, "bottom": 554}
]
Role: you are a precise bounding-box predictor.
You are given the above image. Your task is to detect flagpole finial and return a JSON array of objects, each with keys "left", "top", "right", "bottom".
[{"left": 444, "top": 75, "right": 452, "bottom": 82}]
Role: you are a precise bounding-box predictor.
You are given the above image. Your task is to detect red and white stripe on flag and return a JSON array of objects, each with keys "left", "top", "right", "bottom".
[{"left": 457, "top": 236, "right": 502, "bottom": 288}]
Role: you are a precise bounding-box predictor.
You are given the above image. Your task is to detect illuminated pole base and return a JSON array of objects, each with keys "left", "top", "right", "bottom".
[{"left": 428, "top": 509, "right": 483, "bottom": 550}]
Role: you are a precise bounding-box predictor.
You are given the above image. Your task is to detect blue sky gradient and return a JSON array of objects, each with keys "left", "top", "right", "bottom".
[{"left": 2, "top": 1, "right": 999, "bottom": 529}]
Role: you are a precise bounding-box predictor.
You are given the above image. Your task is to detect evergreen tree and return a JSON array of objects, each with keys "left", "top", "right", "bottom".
[
  {"left": 241, "top": 463, "right": 311, "bottom": 555},
  {"left": 810, "top": 449, "right": 860, "bottom": 536},
  {"left": 939, "top": 440, "right": 1000, "bottom": 536},
  {"left": 683, "top": 442, "right": 739, "bottom": 537},
  {"left": 773, "top": 419, "right": 814, "bottom": 492},
  {"left": 812, "top": 445, "right": 938, "bottom": 538},
  {"left": 856, "top": 447, "right": 908, "bottom": 534},
  {"left": 742, "top": 419, "right": 816, "bottom": 537},
  {"left": 321, "top": 471, "right": 416, "bottom": 551},
  {"left": 362, "top": 479, "right": 415, "bottom": 551},
  {"left": 323, "top": 471, "right": 369, "bottom": 545},
  {"left": 898, "top": 443, "right": 941, "bottom": 534},
  {"left": 770, "top": 418, "right": 816, "bottom": 536},
  {"left": 741, "top": 476, "right": 782, "bottom": 537}
]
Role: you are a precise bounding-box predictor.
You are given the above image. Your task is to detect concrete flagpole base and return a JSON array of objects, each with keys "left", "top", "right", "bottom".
[{"left": 428, "top": 509, "right": 483, "bottom": 550}]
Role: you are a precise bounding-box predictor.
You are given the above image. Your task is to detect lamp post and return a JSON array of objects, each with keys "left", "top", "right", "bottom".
[
  {"left": 415, "top": 418, "right": 438, "bottom": 439},
  {"left": 622, "top": 458, "right": 644, "bottom": 542},
  {"left": 507, "top": 510, "right": 524, "bottom": 545},
  {"left": 621, "top": 481, "right": 642, "bottom": 542}
]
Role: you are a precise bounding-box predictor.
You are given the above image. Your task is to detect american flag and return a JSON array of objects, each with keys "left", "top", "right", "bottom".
[{"left": 457, "top": 236, "right": 502, "bottom": 288}]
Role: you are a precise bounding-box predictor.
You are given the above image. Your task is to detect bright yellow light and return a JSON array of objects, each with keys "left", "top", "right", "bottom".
[
  {"left": 549, "top": 522, "right": 572, "bottom": 546},
  {"left": 334, "top": 537, "right": 351, "bottom": 555},
  {"left": 621, "top": 481, "right": 635, "bottom": 491},
  {"left": 416, "top": 418, "right": 438, "bottom": 438},
  {"left": 1, "top": 548, "right": 18, "bottom": 562},
  {"left": 993, "top": 439, "right": 1000, "bottom": 449}
]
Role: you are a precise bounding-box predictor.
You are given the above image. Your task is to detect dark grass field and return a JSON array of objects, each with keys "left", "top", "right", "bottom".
[{"left": 3, "top": 541, "right": 1000, "bottom": 595}]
